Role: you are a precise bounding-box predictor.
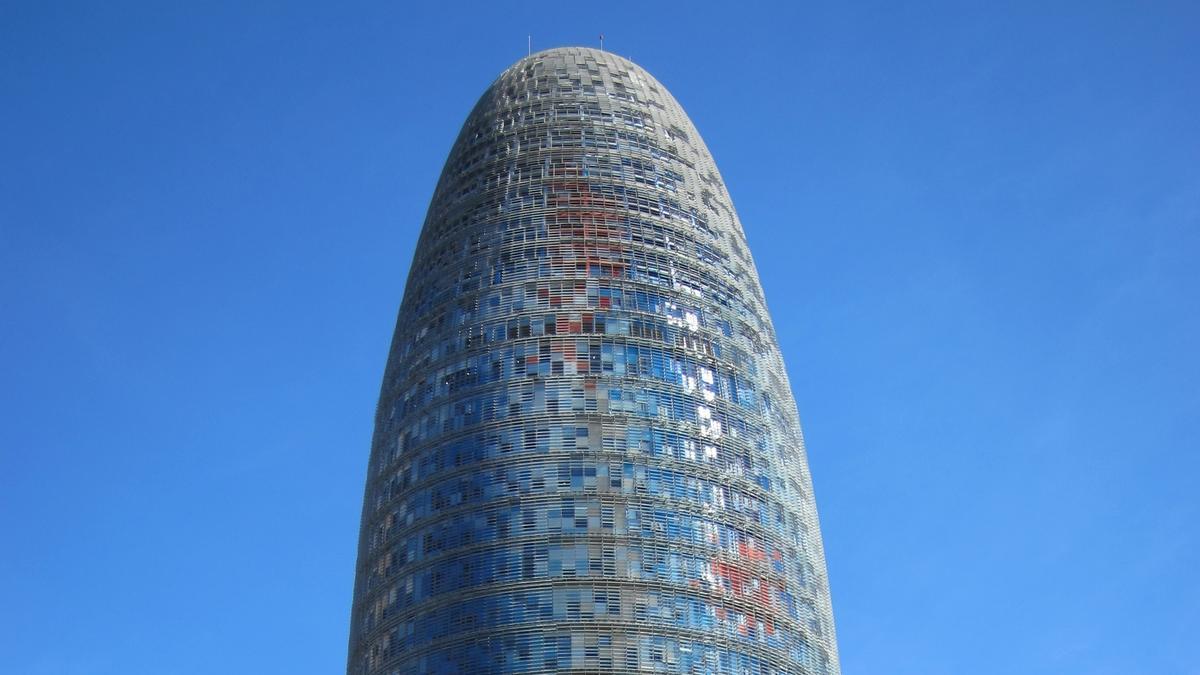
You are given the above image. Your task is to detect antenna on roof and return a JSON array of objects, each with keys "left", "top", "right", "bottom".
[
  {"left": 600, "top": 33, "right": 605, "bottom": 51},
  {"left": 527, "top": 35, "right": 531, "bottom": 57}
]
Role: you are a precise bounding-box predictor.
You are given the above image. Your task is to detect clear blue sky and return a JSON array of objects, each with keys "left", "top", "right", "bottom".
[{"left": 2, "top": 2, "right": 1197, "bottom": 673}]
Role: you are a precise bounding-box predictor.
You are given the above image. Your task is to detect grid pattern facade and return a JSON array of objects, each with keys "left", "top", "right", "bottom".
[{"left": 348, "top": 47, "right": 839, "bottom": 674}]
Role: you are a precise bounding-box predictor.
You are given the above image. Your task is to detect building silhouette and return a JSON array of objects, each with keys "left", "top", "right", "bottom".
[{"left": 348, "top": 47, "right": 839, "bottom": 674}]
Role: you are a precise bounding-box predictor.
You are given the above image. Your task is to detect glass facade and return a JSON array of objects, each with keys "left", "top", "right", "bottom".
[{"left": 348, "top": 47, "right": 839, "bottom": 674}]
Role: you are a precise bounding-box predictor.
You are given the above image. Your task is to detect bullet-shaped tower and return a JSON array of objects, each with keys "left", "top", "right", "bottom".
[{"left": 348, "top": 47, "right": 839, "bottom": 674}]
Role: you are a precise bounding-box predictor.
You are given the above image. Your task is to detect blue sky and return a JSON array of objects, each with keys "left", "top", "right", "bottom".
[{"left": 2, "top": 2, "right": 1197, "bottom": 673}]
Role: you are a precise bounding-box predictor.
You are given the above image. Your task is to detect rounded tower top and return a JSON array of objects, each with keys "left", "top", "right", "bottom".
[
  {"left": 490, "top": 46, "right": 665, "bottom": 105},
  {"left": 520, "top": 45, "right": 637, "bottom": 64}
]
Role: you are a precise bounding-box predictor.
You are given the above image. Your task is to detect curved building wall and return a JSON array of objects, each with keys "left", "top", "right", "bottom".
[{"left": 348, "top": 47, "right": 839, "bottom": 674}]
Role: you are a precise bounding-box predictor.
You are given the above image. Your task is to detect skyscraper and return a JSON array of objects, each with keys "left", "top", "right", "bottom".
[{"left": 348, "top": 47, "right": 839, "bottom": 674}]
